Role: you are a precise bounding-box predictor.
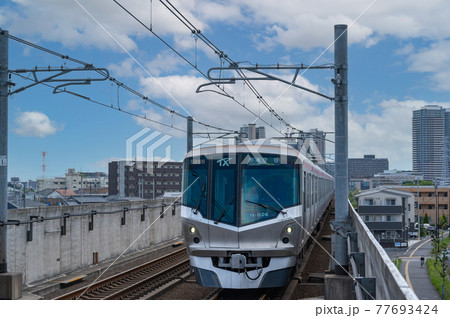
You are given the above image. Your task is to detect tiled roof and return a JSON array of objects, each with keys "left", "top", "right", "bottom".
[{"left": 55, "top": 189, "right": 77, "bottom": 196}]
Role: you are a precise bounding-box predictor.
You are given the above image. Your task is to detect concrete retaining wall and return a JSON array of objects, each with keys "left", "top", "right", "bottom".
[
  {"left": 6, "top": 199, "right": 181, "bottom": 285},
  {"left": 350, "top": 204, "right": 418, "bottom": 300}
]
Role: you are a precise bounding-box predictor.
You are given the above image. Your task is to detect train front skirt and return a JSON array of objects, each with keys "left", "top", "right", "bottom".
[{"left": 190, "top": 255, "right": 296, "bottom": 289}]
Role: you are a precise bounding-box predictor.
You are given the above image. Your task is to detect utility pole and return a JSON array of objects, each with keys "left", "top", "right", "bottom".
[
  {"left": 333, "top": 24, "right": 349, "bottom": 275},
  {"left": 187, "top": 116, "right": 193, "bottom": 153},
  {"left": 0, "top": 30, "right": 8, "bottom": 273},
  {"left": 435, "top": 183, "right": 438, "bottom": 237},
  {"left": 417, "top": 177, "right": 421, "bottom": 241}
]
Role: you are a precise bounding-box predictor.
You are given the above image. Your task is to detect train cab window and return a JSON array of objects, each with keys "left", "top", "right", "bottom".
[
  {"left": 241, "top": 155, "right": 300, "bottom": 226},
  {"left": 211, "top": 156, "right": 237, "bottom": 226},
  {"left": 182, "top": 157, "right": 208, "bottom": 218}
]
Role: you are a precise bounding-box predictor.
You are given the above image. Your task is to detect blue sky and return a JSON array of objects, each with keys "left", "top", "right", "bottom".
[{"left": 2, "top": 0, "right": 450, "bottom": 181}]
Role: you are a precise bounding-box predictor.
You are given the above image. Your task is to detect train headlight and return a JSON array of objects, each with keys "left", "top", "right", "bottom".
[
  {"left": 286, "top": 226, "right": 293, "bottom": 234},
  {"left": 189, "top": 226, "right": 196, "bottom": 234}
]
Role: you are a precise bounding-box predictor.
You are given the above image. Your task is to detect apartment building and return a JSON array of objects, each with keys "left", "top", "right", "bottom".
[
  {"left": 356, "top": 187, "right": 415, "bottom": 247},
  {"left": 394, "top": 185, "right": 450, "bottom": 226},
  {"left": 108, "top": 161, "right": 182, "bottom": 199}
]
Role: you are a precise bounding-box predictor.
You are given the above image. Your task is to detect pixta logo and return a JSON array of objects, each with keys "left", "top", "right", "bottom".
[{"left": 125, "top": 128, "right": 173, "bottom": 173}]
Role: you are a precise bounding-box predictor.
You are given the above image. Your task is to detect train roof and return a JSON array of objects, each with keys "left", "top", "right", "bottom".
[{"left": 185, "top": 139, "right": 333, "bottom": 180}]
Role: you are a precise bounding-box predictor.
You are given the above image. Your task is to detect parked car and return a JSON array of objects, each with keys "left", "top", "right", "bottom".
[
  {"left": 426, "top": 226, "right": 436, "bottom": 233},
  {"left": 409, "top": 231, "right": 418, "bottom": 238}
]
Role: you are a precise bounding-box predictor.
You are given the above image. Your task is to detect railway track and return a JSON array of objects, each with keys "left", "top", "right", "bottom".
[
  {"left": 203, "top": 201, "right": 334, "bottom": 300},
  {"left": 204, "top": 287, "right": 287, "bottom": 300},
  {"left": 54, "top": 248, "right": 189, "bottom": 300}
]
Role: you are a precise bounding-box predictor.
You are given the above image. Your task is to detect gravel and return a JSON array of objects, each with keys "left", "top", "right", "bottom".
[{"left": 41, "top": 242, "right": 185, "bottom": 299}]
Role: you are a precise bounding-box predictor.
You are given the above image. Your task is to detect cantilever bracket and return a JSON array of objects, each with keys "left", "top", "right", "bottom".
[
  {"left": 330, "top": 219, "right": 353, "bottom": 238},
  {"left": 8, "top": 66, "right": 109, "bottom": 96},
  {"left": 195, "top": 79, "right": 236, "bottom": 97},
  {"left": 197, "top": 64, "right": 335, "bottom": 101}
]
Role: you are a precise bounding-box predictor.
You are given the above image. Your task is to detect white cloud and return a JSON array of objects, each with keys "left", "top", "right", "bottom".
[
  {"left": 135, "top": 73, "right": 446, "bottom": 171},
  {"left": 93, "top": 156, "right": 123, "bottom": 169},
  {"left": 13, "top": 111, "right": 62, "bottom": 137},
  {"left": 108, "top": 58, "right": 143, "bottom": 78},
  {"left": 145, "top": 51, "right": 185, "bottom": 76},
  {"left": 407, "top": 40, "right": 450, "bottom": 91},
  {"left": 346, "top": 99, "right": 450, "bottom": 170},
  {"left": 3, "top": 0, "right": 195, "bottom": 51},
  {"left": 136, "top": 72, "right": 327, "bottom": 136},
  {"left": 237, "top": 0, "right": 450, "bottom": 50},
  {"left": 4, "top": 0, "right": 450, "bottom": 52}
]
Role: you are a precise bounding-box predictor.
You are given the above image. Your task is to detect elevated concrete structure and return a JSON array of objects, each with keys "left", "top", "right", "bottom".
[
  {"left": 0, "top": 273, "right": 21, "bottom": 299},
  {"left": 350, "top": 203, "right": 418, "bottom": 300},
  {"left": 5, "top": 198, "right": 181, "bottom": 285}
]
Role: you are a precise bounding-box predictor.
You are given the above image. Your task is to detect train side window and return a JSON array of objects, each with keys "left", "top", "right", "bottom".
[
  {"left": 307, "top": 174, "right": 311, "bottom": 208},
  {"left": 314, "top": 176, "right": 316, "bottom": 203},
  {"left": 312, "top": 176, "right": 316, "bottom": 205},
  {"left": 315, "top": 176, "right": 318, "bottom": 203},
  {"left": 305, "top": 173, "right": 308, "bottom": 208},
  {"left": 303, "top": 171, "right": 307, "bottom": 208},
  {"left": 298, "top": 165, "right": 302, "bottom": 205}
]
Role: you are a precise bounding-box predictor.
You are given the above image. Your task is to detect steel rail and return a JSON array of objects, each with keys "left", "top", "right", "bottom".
[
  {"left": 104, "top": 259, "right": 190, "bottom": 300},
  {"left": 53, "top": 248, "right": 187, "bottom": 300}
]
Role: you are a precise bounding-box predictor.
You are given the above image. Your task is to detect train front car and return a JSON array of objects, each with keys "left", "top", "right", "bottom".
[{"left": 181, "top": 141, "right": 328, "bottom": 289}]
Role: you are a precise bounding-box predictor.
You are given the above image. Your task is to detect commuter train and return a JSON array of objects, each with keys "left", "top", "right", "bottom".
[{"left": 181, "top": 139, "right": 334, "bottom": 289}]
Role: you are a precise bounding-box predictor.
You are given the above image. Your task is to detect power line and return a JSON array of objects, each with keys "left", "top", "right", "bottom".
[
  {"left": 10, "top": 71, "right": 188, "bottom": 134},
  {"left": 113, "top": 1, "right": 289, "bottom": 136},
  {"left": 1, "top": 29, "right": 234, "bottom": 134},
  {"left": 158, "top": 0, "right": 300, "bottom": 133},
  {"left": 12, "top": 69, "right": 237, "bottom": 138}
]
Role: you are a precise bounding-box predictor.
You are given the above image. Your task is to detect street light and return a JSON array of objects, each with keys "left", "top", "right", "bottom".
[
  {"left": 435, "top": 182, "right": 438, "bottom": 236},
  {"left": 417, "top": 176, "right": 421, "bottom": 241}
]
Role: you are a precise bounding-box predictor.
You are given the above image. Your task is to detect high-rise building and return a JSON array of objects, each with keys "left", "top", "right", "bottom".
[
  {"left": 275, "top": 128, "right": 326, "bottom": 163},
  {"left": 239, "top": 124, "right": 266, "bottom": 140},
  {"left": 309, "top": 128, "right": 326, "bottom": 159},
  {"left": 412, "top": 105, "right": 450, "bottom": 182}
]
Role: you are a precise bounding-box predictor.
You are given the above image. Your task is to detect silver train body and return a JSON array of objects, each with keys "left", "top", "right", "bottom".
[{"left": 181, "top": 140, "right": 334, "bottom": 289}]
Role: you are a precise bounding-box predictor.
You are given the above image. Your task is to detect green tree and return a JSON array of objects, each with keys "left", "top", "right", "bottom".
[
  {"left": 349, "top": 190, "right": 359, "bottom": 210},
  {"left": 424, "top": 213, "right": 430, "bottom": 224},
  {"left": 431, "top": 232, "right": 440, "bottom": 266},
  {"left": 428, "top": 233, "right": 450, "bottom": 299},
  {"left": 402, "top": 180, "right": 434, "bottom": 186},
  {"left": 420, "top": 224, "right": 427, "bottom": 237},
  {"left": 440, "top": 215, "right": 448, "bottom": 228}
]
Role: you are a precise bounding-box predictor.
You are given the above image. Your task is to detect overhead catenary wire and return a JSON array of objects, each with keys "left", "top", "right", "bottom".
[
  {"left": 1, "top": 29, "right": 234, "bottom": 134},
  {"left": 113, "top": 1, "right": 289, "bottom": 136},
  {"left": 73, "top": 0, "right": 232, "bottom": 136},
  {"left": 11, "top": 70, "right": 229, "bottom": 137},
  {"left": 158, "top": 0, "right": 298, "bottom": 133}
]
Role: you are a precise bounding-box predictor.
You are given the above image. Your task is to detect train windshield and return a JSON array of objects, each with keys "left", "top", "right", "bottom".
[
  {"left": 211, "top": 156, "right": 237, "bottom": 225},
  {"left": 240, "top": 155, "right": 300, "bottom": 226},
  {"left": 183, "top": 153, "right": 300, "bottom": 227},
  {"left": 182, "top": 156, "right": 208, "bottom": 218}
]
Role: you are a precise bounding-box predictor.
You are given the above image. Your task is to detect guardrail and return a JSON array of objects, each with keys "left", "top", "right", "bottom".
[{"left": 349, "top": 202, "right": 418, "bottom": 300}]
